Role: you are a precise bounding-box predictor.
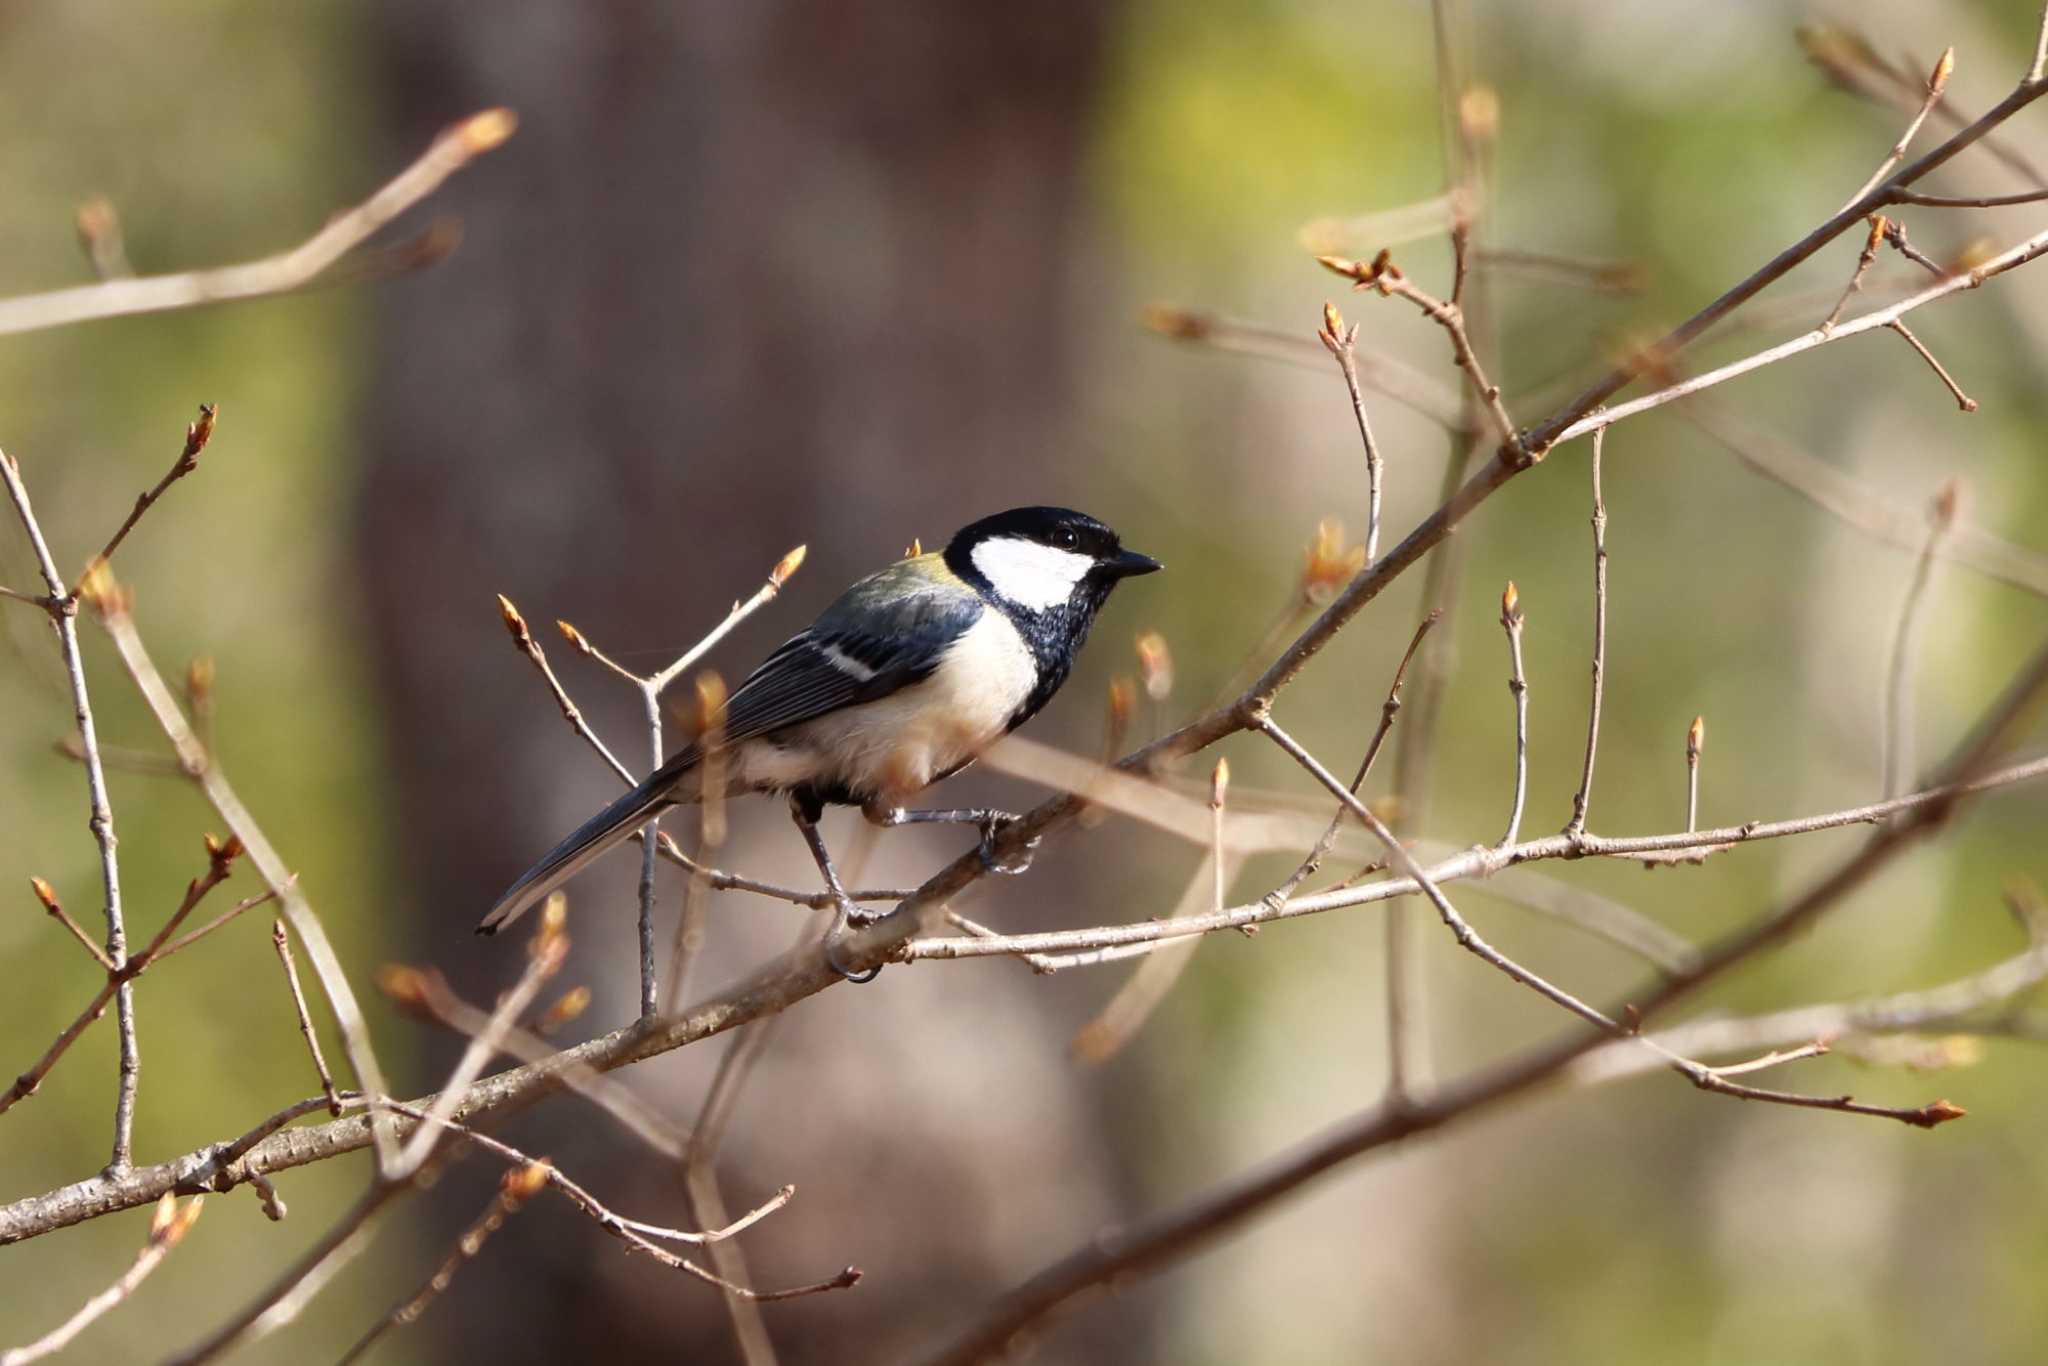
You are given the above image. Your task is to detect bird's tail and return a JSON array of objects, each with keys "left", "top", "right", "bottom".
[{"left": 477, "top": 756, "right": 694, "bottom": 935}]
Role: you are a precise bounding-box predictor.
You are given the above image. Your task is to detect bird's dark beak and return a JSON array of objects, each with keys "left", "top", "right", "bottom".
[{"left": 1106, "top": 548, "right": 1163, "bottom": 579}]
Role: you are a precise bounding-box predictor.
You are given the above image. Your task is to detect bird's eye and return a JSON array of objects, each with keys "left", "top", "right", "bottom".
[{"left": 1053, "top": 527, "right": 1079, "bottom": 550}]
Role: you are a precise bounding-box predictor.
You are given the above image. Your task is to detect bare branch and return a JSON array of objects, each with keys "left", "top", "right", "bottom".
[
  {"left": 392, "top": 906, "right": 567, "bottom": 1179},
  {"left": 904, "top": 751, "right": 2048, "bottom": 965},
  {"left": 337, "top": 1163, "right": 548, "bottom": 1365},
  {"left": 1686, "top": 716, "right": 1705, "bottom": 834},
  {"left": 28, "top": 876, "right": 113, "bottom": 969},
  {"left": 1885, "top": 319, "right": 1978, "bottom": 411},
  {"left": 1, "top": 1194, "right": 202, "bottom": 1366},
  {"left": 0, "top": 109, "right": 515, "bottom": 339},
  {"left": 497, "top": 595, "right": 634, "bottom": 784},
  {"left": 1683, "top": 403, "right": 2048, "bottom": 600},
  {"left": 1318, "top": 302, "right": 1384, "bottom": 563},
  {"left": 1890, "top": 186, "right": 2048, "bottom": 208},
  {"left": 82, "top": 404, "right": 216, "bottom": 589},
  {"left": 1497, "top": 582, "right": 1529, "bottom": 847},
  {"left": 1840, "top": 47, "right": 1953, "bottom": 211},
  {"left": 1141, "top": 304, "right": 1465, "bottom": 428},
  {"left": 0, "top": 451, "right": 134, "bottom": 1171},
  {"left": 1559, "top": 221, "right": 2048, "bottom": 445},
  {"left": 92, "top": 586, "right": 402, "bottom": 1174},
  {"left": 1264, "top": 610, "right": 1438, "bottom": 909},
  {"left": 1316, "top": 251, "right": 1525, "bottom": 459},
  {"left": 1823, "top": 215, "right": 1889, "bottom": 332},
  {"left": 1, "top": 836, "right": 241, "bottom": 1123},
  {"left": 272, "top": 920, "right": 343, "bottom": 1117},
  {"left": 1564, "top": 429, "right": 1608, "bottom": 836}
]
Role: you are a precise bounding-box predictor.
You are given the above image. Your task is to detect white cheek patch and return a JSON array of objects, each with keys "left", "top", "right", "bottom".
[{"left": 971, "top": 537, "right": 1094, "bottom": 611}]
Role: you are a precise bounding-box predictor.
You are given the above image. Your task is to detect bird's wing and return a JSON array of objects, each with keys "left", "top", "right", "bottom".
[{"left": 718, "top": 565, "right": 986, "bottom": 743}]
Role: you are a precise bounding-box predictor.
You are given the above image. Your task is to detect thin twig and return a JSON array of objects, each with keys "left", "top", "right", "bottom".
[
  {"left": 1, "top": 837, "right": 240, "bottom": 1121},
  {"left": 1879, "top": 217, "right": 1948, "bottom": 278},
  {"left": 82, "top": 404, "right": 216, "bottom": 588},
  {"left": 379, "top": 1098, "right": 790, "bottom": 1249},
  {"left": 1840, "top": 48, "right": 1953, "bottom": 212},
  {"left": 686, "top": 1023, "right": 786, "bottom": 1366},
  {"left": 388, "top": 964, "right": 687, "bottom": 1159},
  {"left": 1141, "top": 304, "right": 1465, "bottom": 427},
  {"left": 1555, "top": 221, "right": 2048, "bottom": 446},
  {"left": 1264, "top": 611, "right": 1438, "bottom": 909},
  {"left": 665, "top": 674, "right": 730, "bottom": 1014},
  {"left": 1071, "top": 843, "right": 1236, "bottom": 1064},
  {"left": 1890, "top": 186, "right": 2048, "bottom": 208},
  {"left": 1565, "top": 429, "right": 1607, "bottom": 836},
  {"left": 1683, "top": 402, "right": 2048, "bottom": 600},
  {"left": 92, "top": 588, "right": 401, "bottom": 1174},
  {"left": 153, "top": 884, "right": 285, "bottom": 963},
  {"left": 496, "top": 596, "right": 634, "bottom": 784},
  {"left": 392, "top": 910, "right": 567, "bottom": 1179},
  {"left": 272, "top": 920, "right": 343, "bottom": 1117},
  {"left": 0, "top": 452, "right": 134, "bottom": 1171},
  {"left": 1319, "top": 302, "right": 1384, "bottom": 563},
  {"left": 1, "top": 1194, "right": 202, "bottom": 1366},
  {"left": 1885, "top": 320, "right": 1978, "bottom": 411},
  {"left": 1498, "top": 583, "right": 1529, "bottom": 848},
  {"left": 1316, "top": 252, "right": 1525, "bottom": 460},
  {"left": 1687, "top": 717, "right": 1704, "bottom": 833},
  {"left": 171, "top": 1184, "right": 399, "bottom": 1365},
  {"left": 1823, "top": 215, "right": 1888, "bottom": 332},
  {"left": 635, "top": 684, "right": 664, "bottom": 1019},
  {"left": 28, "top": 877, "right": 113, "bottom": 969},
  {"left": 337, "top": 1163, "right": 548, "bottom": 1366},
  {"left": 1883, "top": 484, "right": 1960, "bottom": 797},
  {"left": 902, "top": 747, "right": 2048, "bottom": 966},
  {"left": 0, "top": 110, "right": 515, "bottom": 340}
]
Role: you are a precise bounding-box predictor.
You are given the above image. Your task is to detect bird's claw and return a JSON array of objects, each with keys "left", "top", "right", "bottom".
[
  {"left": 978, "top": 814, "right": 1039, "bottom": 875},
  {"left": 822, "top": 895, "right": 883, "bottom": 983}
]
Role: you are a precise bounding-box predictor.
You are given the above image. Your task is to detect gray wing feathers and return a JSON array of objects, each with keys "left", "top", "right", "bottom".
[
  {"left": 716, "top": 573, "right": 983, "bottom": 742},
  {"left": 476, "top": 772, "right": 675, "bottom": 934}
]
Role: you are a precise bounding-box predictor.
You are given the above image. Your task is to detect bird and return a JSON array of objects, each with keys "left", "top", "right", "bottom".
[{"left": 478, "top": 506, "right": 1161, "bottom": 974}]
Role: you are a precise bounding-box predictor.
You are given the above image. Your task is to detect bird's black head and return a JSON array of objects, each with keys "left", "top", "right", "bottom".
[
  {"left": 943, "top": 506, "right": 1161, "bottom": 619},
  {"left": 944, "top": 506, "right": 1161, "bottom": 722}
]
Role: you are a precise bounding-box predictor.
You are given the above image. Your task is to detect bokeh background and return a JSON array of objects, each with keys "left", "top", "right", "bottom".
[{"left": 3, "top": 2, "right": 2047, "bottom": 1362}]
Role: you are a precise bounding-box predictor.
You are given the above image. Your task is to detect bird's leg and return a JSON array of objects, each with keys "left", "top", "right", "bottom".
[
  {"left": 788, "top": 792, "right": 881, "bottom": 984},
  {"left": 866, "top": 803, "right": 1039, "bottom": 875}
]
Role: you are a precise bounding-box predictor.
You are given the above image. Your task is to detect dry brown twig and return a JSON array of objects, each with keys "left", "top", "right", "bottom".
[
  {"left": 0, "top": 1193, "right": 203, "bottom": 1366},
  {"left": 337, "top": 1162, "right": 549, "bottom": 1366},
  {"left": 272, "top": 919, "right": 344, "bottom": 1118},
  {"left": 504, "top": 542, "right": 804, "bottom": 1018},
  {"left": 1318, "top": 301, "right": 1385, "bottom": 563},
  {"left": 89, "top": 566, "right": 404, "bottom": 1176},
  {"left": 0, "top": 109, "right": 516, "bottom": 339},
  {"left": 1564, "top": 428, "right": 1608, "bottom": 837},
  {"left": 82, "top": 404, "right": 216, "bottom": 592},
  {"left": 1496, "top": 581, "right": 1529, "bottom": 847}
]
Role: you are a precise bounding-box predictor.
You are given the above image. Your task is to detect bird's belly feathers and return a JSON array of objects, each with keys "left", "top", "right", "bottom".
[{"left": 732, "top": 610, "right": 1038, "bottom": 803}]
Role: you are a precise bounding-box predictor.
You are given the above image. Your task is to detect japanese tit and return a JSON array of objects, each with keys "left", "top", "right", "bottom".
[{"left": 478, "top": 506, "right": 1161, "bottom": 936}]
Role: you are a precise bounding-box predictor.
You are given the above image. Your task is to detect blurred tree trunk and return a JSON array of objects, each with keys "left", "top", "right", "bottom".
[{"left": 357, "top": 3, "right": 1141, "bottom": 1362}]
